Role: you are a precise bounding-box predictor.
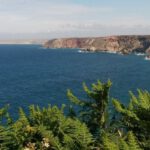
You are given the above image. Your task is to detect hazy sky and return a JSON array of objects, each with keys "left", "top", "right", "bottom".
[{"left": 0, "top": 0, "right": 150, "bottom": 39}]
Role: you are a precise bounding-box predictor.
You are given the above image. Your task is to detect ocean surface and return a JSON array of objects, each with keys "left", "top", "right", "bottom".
[{"left": 0, "top": 45, "right": 150, "bottom": 117}]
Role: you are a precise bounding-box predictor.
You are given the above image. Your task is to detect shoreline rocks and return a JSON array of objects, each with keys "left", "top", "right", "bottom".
[{"left": 44, "top": 35, "right": 150, "bottom": 55}]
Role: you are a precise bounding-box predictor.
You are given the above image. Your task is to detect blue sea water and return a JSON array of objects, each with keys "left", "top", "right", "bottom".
[{"left": 0, "top": 45, "right": 150, "bottom": 117}]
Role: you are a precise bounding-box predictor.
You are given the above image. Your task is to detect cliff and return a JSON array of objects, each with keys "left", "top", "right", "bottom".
[{"left": 44, "top": 35, "right": 150, "bottom": 54}]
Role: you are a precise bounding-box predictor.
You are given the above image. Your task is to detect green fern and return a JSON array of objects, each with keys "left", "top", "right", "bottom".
[
  {"left": 113, "top": 90, "right": 150, "bottom": 149},
  {"left": 67, "top": 80, "right": 112, "bottom": 135}
]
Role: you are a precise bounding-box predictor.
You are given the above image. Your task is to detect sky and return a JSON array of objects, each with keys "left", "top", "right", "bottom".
[{"left": 0, "top": 0, "right": 150, "bottom": 39}]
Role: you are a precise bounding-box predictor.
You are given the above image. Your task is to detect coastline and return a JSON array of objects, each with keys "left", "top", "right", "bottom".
[{"left": 44, "top": 35, "right": 150, "bottom": 56}]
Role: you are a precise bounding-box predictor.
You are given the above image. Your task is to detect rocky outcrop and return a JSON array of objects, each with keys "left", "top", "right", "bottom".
[{"left": 44, "top": 35, "right": 150, "bottom": 54}]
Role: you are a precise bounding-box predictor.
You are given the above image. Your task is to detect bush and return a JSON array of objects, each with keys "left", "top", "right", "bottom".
[{"left": 0, "top": 80, "right": 149, "bottom": 150}]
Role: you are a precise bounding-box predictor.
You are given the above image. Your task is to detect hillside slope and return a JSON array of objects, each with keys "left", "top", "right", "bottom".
[{"left": 44, "top": 35, "right": 150, "bottom": 54}]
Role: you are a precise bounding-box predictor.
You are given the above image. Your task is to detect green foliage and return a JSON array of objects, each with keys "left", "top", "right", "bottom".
[
  {"left": 0, "top": 105, "right": 13, "bottom": 150},
  {"left": 0, "top": 105, "right": 93, "bottom": 150},
  {"left": 113, "top": 90, "right": 150, "bottom": 149},
  {"left": 102, "top": 131, "right": 141, "bottom": 150},
  {"left": 67, "top": 80, "right": 112, "bottom": 134},
  {"left": 127, "top": 131, "right": 141, "bottom": 150},
  {"left": 0, "top": 80, "right": 149, "bottom": 149}
]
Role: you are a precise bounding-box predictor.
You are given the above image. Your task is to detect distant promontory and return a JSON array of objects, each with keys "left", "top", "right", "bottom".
[{"left": 44, "top": 35, "right": 150, "bottom": 55}]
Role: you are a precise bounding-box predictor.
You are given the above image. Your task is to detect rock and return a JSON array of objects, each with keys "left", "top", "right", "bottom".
[
  {"left": 44, "top": 35, "right": 150, "bottom": 54},
  {"left": 146, "top": 46, "right": 150, "bottom": 55}
]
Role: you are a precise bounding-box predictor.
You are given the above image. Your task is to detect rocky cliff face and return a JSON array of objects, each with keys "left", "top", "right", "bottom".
[{"left": 44, "top": 36, "right": 150, "bottom": 54}]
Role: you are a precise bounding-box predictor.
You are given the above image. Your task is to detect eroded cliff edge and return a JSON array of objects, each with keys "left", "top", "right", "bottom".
[{"left": 44, "top": 35, "right": 150, "bottom": 54}]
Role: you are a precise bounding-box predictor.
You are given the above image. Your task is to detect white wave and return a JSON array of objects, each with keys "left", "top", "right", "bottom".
[
  {"left": 78, "top": 50, "right": 84, "bottom": 53},
  {"left": 145, "top": 56, "right": 150, "bottom": 60},
  {"left": 135, "top": 53, "right": 145, "bottom": 56},
  {"left": 106, "top": 51, "right": 117, "bottom": 54},
  {"left": 77, "top": 50, "right": 94, "bottom": 53}
]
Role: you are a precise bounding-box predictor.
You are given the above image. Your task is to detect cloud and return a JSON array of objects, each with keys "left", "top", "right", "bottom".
[
  {"left": 0, "top": 0, "right": 150, "bottom": 39},
  {"left": 0, "top": 1, "right": 113, "bottom": 33}
]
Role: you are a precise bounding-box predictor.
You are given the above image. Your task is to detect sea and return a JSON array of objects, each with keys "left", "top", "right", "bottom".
[{"left": 0, "top": 44, "right": 150, "bottom": 117}]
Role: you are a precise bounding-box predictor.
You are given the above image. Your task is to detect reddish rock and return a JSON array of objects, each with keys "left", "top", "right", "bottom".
[{"left": 44, "top": 35, "right": 150, "bottom": 54}]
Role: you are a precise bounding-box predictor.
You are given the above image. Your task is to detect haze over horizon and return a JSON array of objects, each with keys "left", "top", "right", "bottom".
[{"left": 0, "top": 0, "right": 150, "bottom": 40}]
